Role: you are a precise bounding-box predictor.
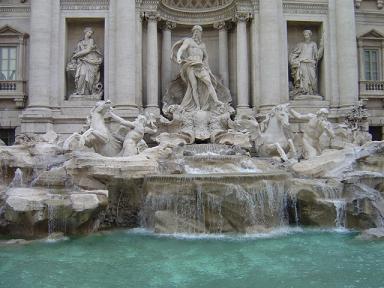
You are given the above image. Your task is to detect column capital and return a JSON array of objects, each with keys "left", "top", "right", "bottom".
[
  {"left": 161, "top": 21, "right": 176, "bottom": 31},
  {"left": 233, "top": 12, "right": 253, "bottom": 23},
  {"left": 213, "top": 21, "right": 232, "bottom": 31},
  {"left": 144, "top": 11, "right": 161, "bottom": 22},
  {"left": 137, "top": 11, "right": 145, "bottom": 23}
]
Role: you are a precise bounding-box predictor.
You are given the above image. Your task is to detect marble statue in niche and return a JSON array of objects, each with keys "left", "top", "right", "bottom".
[
  {"left": 289, "top": 29, "right": 324, "bottom": 99},
  {"left": 164, "top": 25, "right": 231, "bottom": 113},
  {"left": 66, "top": 27, "right": 103, "bottom": 100},
  {"left": 159, "top": 24, "right": 233, "bottom": 144}
]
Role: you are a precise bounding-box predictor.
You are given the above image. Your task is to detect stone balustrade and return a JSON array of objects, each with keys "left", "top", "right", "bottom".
[
  {"left": 0, "top": 80, "right": 26, "bottom": 107},
  {"left": 359, "top": 80, "right": 384, "bottom": 98}
]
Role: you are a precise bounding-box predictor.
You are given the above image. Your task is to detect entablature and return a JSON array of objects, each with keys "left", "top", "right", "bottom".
[{"left": 60, "top": 0, "right": 109, "bottom": 11}]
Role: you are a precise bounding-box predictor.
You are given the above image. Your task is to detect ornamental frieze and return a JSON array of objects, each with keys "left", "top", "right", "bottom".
[{"left": 60, "top": 0, "right": 109, "bottom": 11}]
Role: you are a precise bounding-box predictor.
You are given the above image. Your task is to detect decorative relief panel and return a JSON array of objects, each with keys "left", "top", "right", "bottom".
[
  {"left": 283, "top": 2, "right": 328, "bottom": 15},
  {"left": 0, "top": 2, "right": 30, "bottom": 17},
  {"left": 60, "top": 0, "right": 109, "bottom": 11},
  {"left": 161, "top": 0, "right": 233, "bottom": 10}
]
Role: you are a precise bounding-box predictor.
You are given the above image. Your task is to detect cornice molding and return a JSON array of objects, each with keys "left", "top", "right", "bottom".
[
  {"left": 0, "top": 5, "right": 30, "bottom": 17},
  {"left": 60, "top": 0, "right": 109, "bottom": 11},
  {"left": 283, "top": 2, "right": 328, "bottom": 15}
]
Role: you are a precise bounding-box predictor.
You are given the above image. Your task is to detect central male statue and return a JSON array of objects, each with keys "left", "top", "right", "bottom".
[{"left": 169, "top": 25, "right": 230, "bottom": 112}]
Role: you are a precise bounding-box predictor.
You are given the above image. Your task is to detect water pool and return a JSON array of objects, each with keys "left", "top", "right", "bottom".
[{"left": 1, "top": 229, "right": 384, "bottom": 288}]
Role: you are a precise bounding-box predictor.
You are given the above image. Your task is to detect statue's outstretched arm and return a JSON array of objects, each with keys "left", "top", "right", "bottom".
[
  {"left": 322, "top": 120, "right": 335, "bottom": 138},
  {"left": 110, "top": 111, "right": 135, "bottom": 129},
  {"left": 144, "top": 126, "right": 157, "bottom": 134},
  {"left": 289, "top": 108, "right": 312, "bottom": 121}
]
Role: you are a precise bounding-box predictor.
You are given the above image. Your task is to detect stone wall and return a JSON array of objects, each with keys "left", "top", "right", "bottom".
[{"left": 0, "top": 0, "right": 381, "bottom": 141}]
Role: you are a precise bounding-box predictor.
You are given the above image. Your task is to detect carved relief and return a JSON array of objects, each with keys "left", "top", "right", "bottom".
[{"left": 60, "top": 0, "right": 109, "bottom": 10}]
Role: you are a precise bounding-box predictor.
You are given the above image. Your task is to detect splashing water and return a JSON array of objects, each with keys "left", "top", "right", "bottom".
[
  {"left": 9, "top": 168, "right": 24, "bottom": 187},
  {"left": 332, "top": 200, "right": 347, "bottom": 228}
]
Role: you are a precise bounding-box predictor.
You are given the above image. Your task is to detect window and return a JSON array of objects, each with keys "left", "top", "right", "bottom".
[
  {"left": 364, "top": 49, "right": 379, "bottom": 80},
  {"left": 0, "top": 47, "right": 17, "bottom": 80},
  {"left": 369, "top": 126, "right": 383, "bottom": 141},
  {"left": 0, "top": 128, "right": 15, "bottom": 146},
  {"left": 0, "top": 25, "right": 28, "bottom": 108}
]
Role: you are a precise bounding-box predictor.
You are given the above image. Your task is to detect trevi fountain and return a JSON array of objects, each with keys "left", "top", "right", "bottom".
[{"left": 1, "top": 23, "right": 384, "bottom": 288}]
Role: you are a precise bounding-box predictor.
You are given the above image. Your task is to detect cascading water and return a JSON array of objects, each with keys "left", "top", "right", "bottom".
[
  {"left": 9, "top": 168, "right": 24, "bottom": 187},
  {"left": 354, "top": 182, "right": 384, "bottom": 227},
  {"left": 311, "top": 180, "right": 347, "bottom": 228},
  {"left": 46, "top": 197, "right": 67, "bottom": 237},
  {"left": 140, "top": 173, "right": 291, "bottom": 234},
  {"left": 333, "top": 200, "right": 347, "bottom": 228}
]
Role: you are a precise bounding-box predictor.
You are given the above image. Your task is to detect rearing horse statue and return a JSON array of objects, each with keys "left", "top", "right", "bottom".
[
  {"left": 257, "top": 104, "right": 297, "bottom": 162},
  {"left": 63, "top": 100, "right": 122, "bottom": 157}
]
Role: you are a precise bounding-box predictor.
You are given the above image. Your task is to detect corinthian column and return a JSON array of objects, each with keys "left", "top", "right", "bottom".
[
  {"left": 136, "top": 11, "right": 144, "bottom": 109},
  {"left": 161, "top": 21, "right": 176, "bottom": 96},
  {"left": 335, "top": 0, "right": 359, "bottom": 107},
  {"left": 28, "top": 0, "right": 52, "bottom": 109},
  {"left": 21, "top": 0, "right": 53, "bottom": 133},
  {"left": 145, "top": 12, "right": 160, "bottom": 116},
  {"left": 214, "top": 21, "right": 230, "bottom": 87},
  {"left": 259, "top": 0, "right": 283, "bottom": 111},
  {"left": 235, "top": 13, "right": 252, "bottom": 115},
  {"left": 114, "top": 0, "right": 137, "bottom": 114}
]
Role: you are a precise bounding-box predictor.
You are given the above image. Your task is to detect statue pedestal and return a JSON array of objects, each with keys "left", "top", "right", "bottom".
[
  {"left": 20, "top": 107, "right": 53, "bottom": 134},
  {"left": 293, "top": 94, "right": 323, "bottom": 101},
  {"left": 68, "top": 94, "right": 102, "bottom": 101},
  {"left": 236, "top": 107, "right": 253, "bottom": 117},
  {"left": 144, "top": 107, "right": 161, "bottom": 118}
]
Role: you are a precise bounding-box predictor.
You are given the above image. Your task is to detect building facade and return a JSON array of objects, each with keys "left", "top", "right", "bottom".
[{"left": 0, "top": 0, "right": 383, "bottom": 144}]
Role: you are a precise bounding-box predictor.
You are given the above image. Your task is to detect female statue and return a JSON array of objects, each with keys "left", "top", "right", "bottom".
[{"left": 68, "top": 27, "right": 103, "bottom": 98}]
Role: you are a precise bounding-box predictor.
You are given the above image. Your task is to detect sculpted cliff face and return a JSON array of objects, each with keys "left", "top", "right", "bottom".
[{"left": 0, "top": 99, "right": 382, "bottom": 238}]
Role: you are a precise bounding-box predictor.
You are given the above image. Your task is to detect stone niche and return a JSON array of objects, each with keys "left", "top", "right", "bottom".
[
  {"left": 287, "top": 21, "right": 325, "bottom": 100},
  {"left": 65, "top": 18, "right": 105, "bottom": 101}
]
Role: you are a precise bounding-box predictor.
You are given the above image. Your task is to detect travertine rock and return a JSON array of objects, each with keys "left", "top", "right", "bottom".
[
  {"left": 1, "top": 187, "right": 108, "bottom": 238},
  {"left": 358, "top": 228, "right": 384, "bottom": 240},
  {"left": 292, "top": 141, "right": 384, "bottom": 178}
]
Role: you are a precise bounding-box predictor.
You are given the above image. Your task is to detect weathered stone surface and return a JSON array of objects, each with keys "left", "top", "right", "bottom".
[
  {"left": 65, "top": 151, "right": 160, "bottom": 187},
  {"left": 71, "top": 194, "right": 101, "bottom": 211},
  {"left": 357, "top": 228, "right": 384, "bottom": 240},
  {"left": 32, "top": 167, "right": 71, "bottom": 187},
  {"left": 1, "top": 187, "right": 108, "bottom": 238},
  {"left": 154, "top": 211, "right": 206, "bottom": 234},
  {"left": 292, "top": 141, "right": 384, "bottom": 178}
]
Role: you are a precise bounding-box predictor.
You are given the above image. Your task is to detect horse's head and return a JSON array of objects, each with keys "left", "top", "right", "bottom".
[{"left": 267, "top": 104, "right": 290, "bottom": 129}]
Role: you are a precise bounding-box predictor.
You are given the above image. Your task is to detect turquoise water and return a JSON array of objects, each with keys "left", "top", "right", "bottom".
[{"left": 1, "top": 229, "right": 384, "bottom": 288}]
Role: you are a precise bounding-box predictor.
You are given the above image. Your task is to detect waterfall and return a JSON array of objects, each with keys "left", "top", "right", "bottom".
[
  {"left": 332, "top": 200, "right": 347, "bottom": 228},
  {"left": 47, "top": 198, "right": 67, "bottom": 237},
  {"left": 354, "top": 183, "right": 384, "bottom": 227},
  {"left": 47, "top": 204, "right": 58, "bottom": 235},
  {"left": 9, "top": 168, "right": 24, "bottom": 187},
  {"left": 314, "top": 181, "right": 347, "bottom": 228},
  {"left": 140, "top": 174, "right": 290, "bottom": 233}
]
